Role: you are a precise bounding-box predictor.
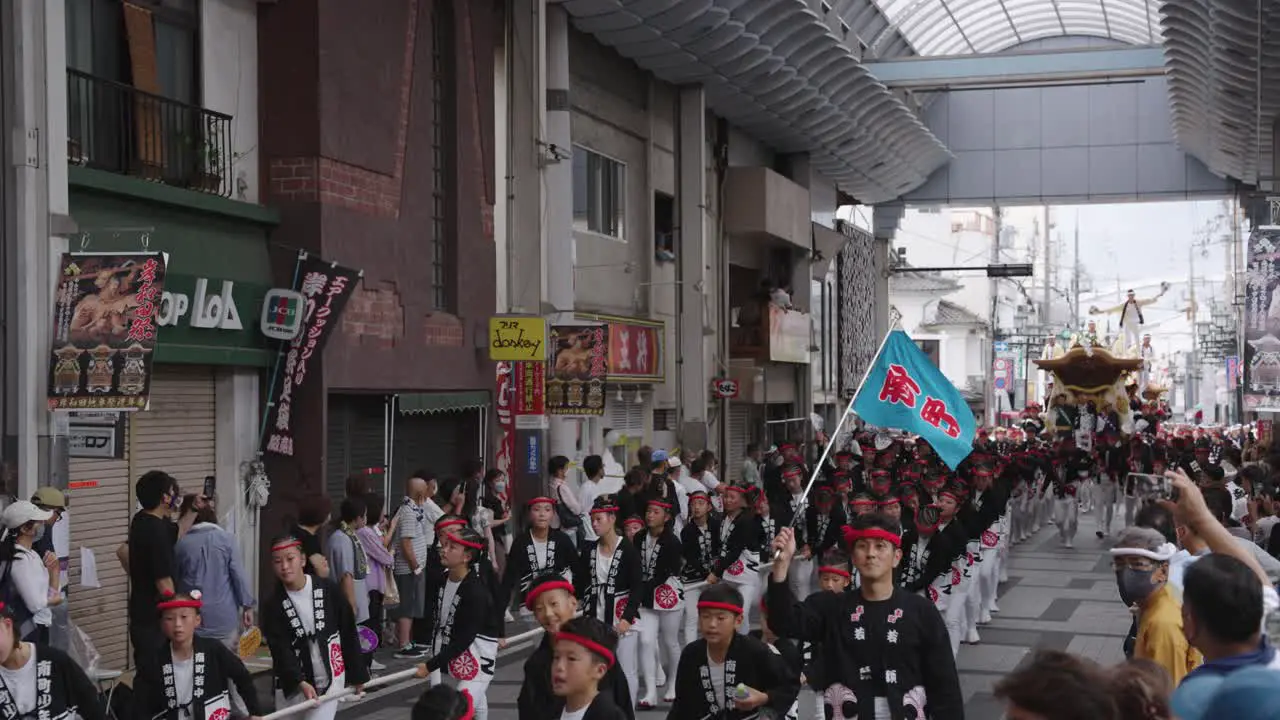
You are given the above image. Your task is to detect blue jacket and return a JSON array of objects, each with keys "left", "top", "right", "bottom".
[{"left": 175, "top": 523, "right": 256, "bottom": 638}]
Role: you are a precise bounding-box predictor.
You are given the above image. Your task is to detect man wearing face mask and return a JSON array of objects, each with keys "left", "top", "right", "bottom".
[
  {"left": 1108, "top": 526, "right": 1201, "bottom": 684},
  {"left": 126, "top": 470, "right": 185, "bottom": 668}
]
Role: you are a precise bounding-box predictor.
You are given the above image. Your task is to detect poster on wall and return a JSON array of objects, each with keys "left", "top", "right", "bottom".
[
  {"left": 494, "top": 362, "right": 515, "bottom": 478},
  {"left": 262, "top": 254, "right": 361, "bottom": 457},
  {"left": 1243, "top": 226, "right": 1280, "bottom": 411},
  {"left": 545, "top": 324, "right": 608, "bottom": 416},
  {"left": 47, "top": 252, "right": 168, "bottom": 411}
]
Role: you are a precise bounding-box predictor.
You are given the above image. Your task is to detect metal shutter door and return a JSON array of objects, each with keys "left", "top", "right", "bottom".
[
  {"left": 394, "top": 412, "right": 460, "bottom": 482},
  {"left": 68, "top": 448, "right": 133, "bottom": 671},
  {"left": 132, "top": 366, "right": 218, "bottom": 495},
  {"left": 727, "top": 403, "right": 750, "bottom": 483},
  {"left": 347, "top": 397, "right": 387, "bottom": 493},
  {"left": 325, "top": 397, "right": 352, "bottom": 500}
]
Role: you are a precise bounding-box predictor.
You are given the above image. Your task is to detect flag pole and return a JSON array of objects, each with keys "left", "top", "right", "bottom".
[{"left": 776, "top": 328, "right": 896, "bottom": 558}]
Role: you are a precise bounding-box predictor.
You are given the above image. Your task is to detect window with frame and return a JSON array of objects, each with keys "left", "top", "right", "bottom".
[
  {"left": 66, "top": 0, "right": 199, "bottom": 103},
  {"left": 430, "top": 0, "right": 455, "bottom": 311},
  {"left": 572, "top": 146, "right": 626, "bottom": 240}
]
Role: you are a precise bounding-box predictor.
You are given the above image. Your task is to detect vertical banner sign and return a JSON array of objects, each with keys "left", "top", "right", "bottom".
[
  {"left": 48, "top": 253, "right": 167, "bottom": 410},
  {"left": 494, "top": 362, "right": 515, "bottom": 478},
  {"left": 514, "top": 361, "right": 547, "bottom": 422},
  {"left": 1226, "top": 356, "right": 1241, "bottom": 389},
  {"left": 263, "top": 256, "right": 361, "bottom": 456},
  {"left": 1244, "top": 226, "right": 1280, "bottom": 411},
  {"left": 545, "top": 324, "right": 608, "bottom": 416}
]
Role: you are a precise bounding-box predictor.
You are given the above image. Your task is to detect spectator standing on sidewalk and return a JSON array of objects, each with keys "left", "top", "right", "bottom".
[
  {"left": 174, "top": 495, "right": 255, "bottom": 651},
  {"left": 289, "top": 495, "right": 332, "bottom": 579},
  {"left": 356, "top": 493, "right": 394, "bottom": 670},
  {"left": 393, "top": 474, "right": 441, "bottom": 658}
]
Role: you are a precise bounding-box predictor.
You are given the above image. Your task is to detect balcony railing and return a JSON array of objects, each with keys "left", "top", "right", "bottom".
[{"left": 66, "top": 69, "right": 233, "bottom": 198}]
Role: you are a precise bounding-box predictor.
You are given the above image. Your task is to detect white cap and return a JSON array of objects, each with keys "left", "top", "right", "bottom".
[{"left": 2, "top": 501, "right": 53, "bottom": 529}]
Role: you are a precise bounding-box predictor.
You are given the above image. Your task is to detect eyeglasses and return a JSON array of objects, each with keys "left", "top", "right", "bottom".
[{"left": 1112, "top": 556, "right": 1160, "bottom": 572}]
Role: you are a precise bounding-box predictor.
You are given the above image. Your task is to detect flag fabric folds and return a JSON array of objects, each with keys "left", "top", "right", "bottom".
[{"left": 852, "top": 330, "right": 977, "bottom": 470}]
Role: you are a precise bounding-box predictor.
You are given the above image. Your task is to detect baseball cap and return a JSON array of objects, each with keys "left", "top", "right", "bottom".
[
  {"left": 1, "top": 501, "right": 53, "bottom": 529},
  {"left": 31, "top": 487, "right": 66, "bottom": 510}
]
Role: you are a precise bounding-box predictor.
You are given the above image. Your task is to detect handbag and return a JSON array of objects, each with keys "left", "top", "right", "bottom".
[
  {"left": 382, "top": 566, "right": 400, "bottom": 607},
  {"left": 554, "top": 484, "right": 584, "bottom": 529}
]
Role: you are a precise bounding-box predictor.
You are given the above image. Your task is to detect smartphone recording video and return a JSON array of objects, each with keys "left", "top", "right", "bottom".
[{"left": 1128, "top": 473, "right": 1176, "bottom": 502}]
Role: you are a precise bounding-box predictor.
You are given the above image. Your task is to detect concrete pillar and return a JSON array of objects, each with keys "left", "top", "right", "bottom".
[
  {"left": 544, "top": 2, "right": 577, "bottom": 464},
  {"left": 872, "top": 204, "right": 904, "bottom": 339},
  {"left": 677, "top": 87, "right": 709, "bottom": 449}
]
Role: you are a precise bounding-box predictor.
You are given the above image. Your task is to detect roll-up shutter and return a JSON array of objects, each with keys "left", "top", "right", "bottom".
[
  {"left": 326, "top": 395, "right": 386, "bottom": 499},
  {"left": 394, "top": 412, "right": 461, "bottom": 481},
  {"left": 727, "top": 403, "right": 751, "bottom": 483},
  {"left": 68, "top": 448, "right": 133, "bottom": 671},
  {"left": 325, "top": 398, "right": 351, "bottom": 499},
  {"left": 133, "top": 366, "right": 217, "bottom": 495}
]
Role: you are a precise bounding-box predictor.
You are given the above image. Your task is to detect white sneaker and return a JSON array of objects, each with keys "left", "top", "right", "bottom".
[
  {"left": 965, "top": 628, "right": 981, "bottom": 644},
  {"left": 656, "top": 668, "right": 666, "bottom": 687},
  {"left": 370, "top": 659, "right": 386, "bottom": 671},
  {"left": 978, "top": 612, "right": 992, "bottom": 625},
  {"left": 663, "top": 686, "right": 677, "bottom": 703},
  {"left": 1064, "top": 539, "right": 1074, "bottom": 548},
  {"left": 504, "top": 609, "right": 515, "bottom": 622}
]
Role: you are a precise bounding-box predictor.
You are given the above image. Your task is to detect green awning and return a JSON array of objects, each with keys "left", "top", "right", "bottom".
[{"left": 397, "top": 391, "right": 490, "bottom": 415}]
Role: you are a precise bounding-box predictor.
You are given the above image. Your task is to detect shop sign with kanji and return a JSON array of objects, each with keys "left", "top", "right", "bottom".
[{"left": 852, "top": 330, "right": 977, "bottom": 470}]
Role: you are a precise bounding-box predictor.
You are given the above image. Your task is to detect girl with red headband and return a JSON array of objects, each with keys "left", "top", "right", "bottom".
[
  {"left": 134, "top": 591, "right": 264, "bottom": 720},
  {"left": 499, "top": 497, "right": 577, "bottom": 620},
  {"left": 667, "top": 583, "right": 799, "bottom": 720},
  {"left": 711, "top": 482, "right": 764, "bottom": 634},
  {"left": 573, "top": 495, "right": 643, "bottom": 707},
  {"left": 550, "top": 616, "right": 628, "bottom": 720},
  {"left": 899, "top": 504, "right": 967, "bottom": 656},
  {"left": 517, "top": 576, "right": 634, "bottom": 720},
  {"left": 0, "top": 599, "right": 101, "bottom": 720},
  {"left": 262, "top": 535, "right": 369, "bottom": 720},
  {"left": 964, "top": 457, "right": 1012, "bottom": 629},
  {"left": 679, "top": 490, "right": 721, "bottom": 644},
  {"left": 634, "top": 498, "right": 683, "bottom": 707},
  {"left": 767, "top": 514, "right": 964, "bottom": 720},
  {"left": 936, "top": 483, "right": 984, "bottom": 647},
  {"left": 799, "top": 481, "right": 845, "bottom": 602},
  {"left": 774, "top": 465, "right": 810, "bottom": 603},
  {"left": 424, "top": 526, "right": 498, "bottom": 719}
]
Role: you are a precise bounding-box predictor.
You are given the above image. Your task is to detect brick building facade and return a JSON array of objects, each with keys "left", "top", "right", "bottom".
[{"left": 257, "top": 0, "right": 497, "bottom": 572}]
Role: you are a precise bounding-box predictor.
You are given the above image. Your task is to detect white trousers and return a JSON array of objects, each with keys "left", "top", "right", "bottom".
[
  {"left": 1096, "top": 482, "right": 1119, "bottom": 535},
  {"left": 1054, "top": 495, "right": 1079, "bottom": 543},
  {"left": 1124, "top": 495, "right": 1139, "bottom": 527},
  {"left": 943, "top": 577, "right": 967, "bottom": 656},
  {"left": 978, "top": 547, "right": 1000, "bottom": 616},
  {"left": 724, "top": 577, "right": 760, "bottom": 635},
  {"left": 637, "top": 608, "right": 682, "bottom": 701},
  {"left": 682, "top": 585, "right": 702, "bottom": 644},
  {"left": 616, "top": 630, "right": 640, "bottom": 708},
  {"left": 788, "top": 557, "right": 814, "bottom": 603}
]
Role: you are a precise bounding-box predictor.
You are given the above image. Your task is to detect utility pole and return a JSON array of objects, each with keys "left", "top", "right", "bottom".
[
  {"left": 1042, "top": 205, "right": 1051, "bottom": 327},
  {"left": 1072, "top": 222, "right": 1081, "bottom": 328},
  {"left": 990, "top": 207, "right": 1002, "bottom": 425},
  {"left": 1188, "top": 240, "right": 1198, "bottom": 412}
]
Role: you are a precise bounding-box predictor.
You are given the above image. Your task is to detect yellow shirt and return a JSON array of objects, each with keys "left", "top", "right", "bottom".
[{"left": 1135, "top": 584, "right": 1202, "bottom": 685}]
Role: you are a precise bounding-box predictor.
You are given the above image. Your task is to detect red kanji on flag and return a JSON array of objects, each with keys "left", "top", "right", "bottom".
[
  {"left": 919, "top": 396, "right": 960, "bottom": 438},
  {"left": 878, "top": 364, "right": 921, "bottom": 408}
]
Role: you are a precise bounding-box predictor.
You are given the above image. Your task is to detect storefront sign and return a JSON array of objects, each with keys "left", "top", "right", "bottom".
[
  {"left": 514, "top": 361, "right": 548, "bottom": 429},
  {"left": 260, "top": 289, "right": 306, "bottom": 341},
  {"left": 1244, "top": 226, "right": 1280, "bottom": 410},
  {"left": 522, "top": 431, "right": 542, "bottom": 475},
  {"left": 48, "top": 252, "right": 168, "bottom": 411},
  {"left": 156, "top": 278, "right": 243, "bottom": 330},
  {"left": 712, "top": 378, "right": 740, "bottom": 399},
  {"left": 768, "top": 306, "right": 812, "bottom": 365},
  {"left": 263, "top": 255, "right": 361, "bottom": 457},
  {"left": 495, "top": 363, "right": 515, "bottom": 477},
  {"left": 66, "top": 410, "right": 126, "bottom": 459},
  {"left": 489, "top": 316, "right": 546, "bottom": 361},
  {"left": 546, "top": 325, "right": 608, "bottom": 416},
  {"left": 575, "top": 315, "right": 664, "bottom": 382}
]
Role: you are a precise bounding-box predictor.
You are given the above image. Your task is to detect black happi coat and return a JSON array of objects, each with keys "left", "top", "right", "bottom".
[
  {"left": 636, "top": 528, "right": 683, "bottom": 610},
  {"left": 804, "top": 504, "right": 846, "bottom": 559},
  {"left": 262, "top": 576, "right": 371, "bottom": 696},
  {"left": 680, "top": 517, "right": 722, "bottom": 583},
  {"left": 501, "top": 528, "right": 578, "bottom": 608},
  {"left": 574, "top": 537, "right": 643, "bottom": 626},
  {"left": 899, "top": 528, "right": 962, "bottom": 595},
  {"left": 962, "top": 483, "right": 1010, "bottom": 540},
  {"left": 667, "top": 634, "right": 799, "bottom": 720},
  {"left": 423, "top": 569, "right": 494, "bottom": 675},
  {"left": 0, "top": 644, "right": 102, "bottom": 720},
  {"left": 516, "top": 634, "right": 636, "bottom": 720},
  {"left": 551, "top": 693, "right": 629, "bottom": 720},
  {"left": 713, "top": 512, "right": 762, "bottom": 579},
  {"left": 133, "top": 637, "right": 263, "bottom": 720},
  {"left": 765, "top": 580, "right": 964, "bottom": 720}
]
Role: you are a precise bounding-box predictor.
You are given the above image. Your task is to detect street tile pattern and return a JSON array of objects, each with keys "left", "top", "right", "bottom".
[{"left": 336, "top": 523, "right": 1132, "bottom": 720}]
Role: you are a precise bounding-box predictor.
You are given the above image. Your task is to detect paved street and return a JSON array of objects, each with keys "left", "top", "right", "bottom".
[{"left": 335, "top": 521, "right": 1132, "bottom": 720}]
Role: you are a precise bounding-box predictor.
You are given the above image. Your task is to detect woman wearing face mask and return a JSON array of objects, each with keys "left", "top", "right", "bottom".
[
  {"left": 0, "top": 502, "right": 63, "bottom": 643},
  {"left": 1108, "top": 527, "right": 1201, "bottom": 684},
  {"left": 481, "top": 470, "right": 511, "bottom": 576}
]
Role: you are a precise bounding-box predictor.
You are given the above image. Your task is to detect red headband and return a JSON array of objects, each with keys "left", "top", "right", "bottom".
[
  {"left": 445, "top": 532, "right": 485, "bottom": 550},
  {"left": 524, "top": 580, "right": 575, "bottom": 610},
  {"left": 457, "top": 690, "right": 475, "bottom": 720},
  {"left": 527, "top": 497, "right": 557, "bottom": 507},
  {"left": 590, "top": 506, "right": 619, "bottom": 515},
  {"left": 938, "top": 490, "right": 959, "bottom": 502},
  {"left": 818, "top": 566, "right": 851, "bottom": 579},
  {"left": 722, "top": 486, "right": 748, "bottom": 495},
  {"left": 555, "top": 631, "right": 616, "bottom": 668},
  {"left": 436, "top": 518, "right": 467, "bottom": 530},
  {"left": 623, "top": 517, "right": 644, "bottom": 527},
  {"left": 844, "top": 526, "right": 903, "bottom": 548},
  {"left": 157, "top": 598, "right": 202, "bottom": 611},
  {"left": 851, "top": 498, "right": 876, "bottom": 507},
  {"left": 697, "top": 601, "right": 744, "bottom": 615},
  {"left": 878, "top": 497, "right": 900, "bottom": 507},
  {"left": 271, "top": 539, "right": 302, "bottom": 553},
  {"left": 647, "top": 500, "right": 673, "bottom": 510}
]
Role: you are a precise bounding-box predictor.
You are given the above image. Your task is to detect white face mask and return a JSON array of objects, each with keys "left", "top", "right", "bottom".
[{"left": 493, "top": 481, "right": 507, "bottom": 494}]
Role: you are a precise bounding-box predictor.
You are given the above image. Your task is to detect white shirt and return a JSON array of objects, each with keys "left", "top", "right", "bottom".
[
  {"left": 284, "top": 576, "right": 327, "bottom": 684},
  {"left": 172, "top": 655, "right": 195, "bottom": 720},
  {"left": 422, "top": 498, "right": 445, "bottom": 547},
  {"left": 532, "top": 539, "right": 548, "bottom": 569},
  {"left": 0, "top": 645, "right": 36, "bottom": 714},
  {"left": 594, "top": 543, "right": 617, "bottom": 623},
  {"left": 9, "top": 546, "right": 52, "bottom": 626},
  {"left": 707, "top": 655, "right": 727, "bottom": 708},
  {"left": 560, "top": 706, "right": 589, "bottom": 720},
  {"left": 579, "top": 476, "right": 624, "bottom": 541},
  {"left": 1257, "top": 516, "right": 1280, "bottom": 545}
]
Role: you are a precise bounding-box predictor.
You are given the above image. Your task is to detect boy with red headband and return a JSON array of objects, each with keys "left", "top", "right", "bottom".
[
  {"left": 900, "top": 505, "right": 966, "bottom": 656},
  {"left": 551, "top": 616, "right": 629, "bottom": 720},
  {"left": 574, "top": 495, "right": 643, "bottom": 706},
  {"left": 668, "top": 584, "right": 799, "bottom": 720},
  {"left": 134, "top": 590, "right": 264, "bottom": 720},
  {"left": 768, "top": 514, "right": 964, "bottom": 720},
  {"left": 634, "top": 498, "right": 683, "bottom": 706},
  {"left": 680, "top": 489, "right": 721, "bottom": 643},
  {"left": 710, "top": 482, "right": 764, "bottom": 633},
  {"left": 517, "top": 576, "right": 634, "bottom": 720},
  {"left": 262, "top": 535, "right": 368, "bottom": 720},
  {"left": 500, "top": 497, "right": 577, "bottom": 617},
  {"left": 424, "top": 526, "right": 498, "bottom": 719}
]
